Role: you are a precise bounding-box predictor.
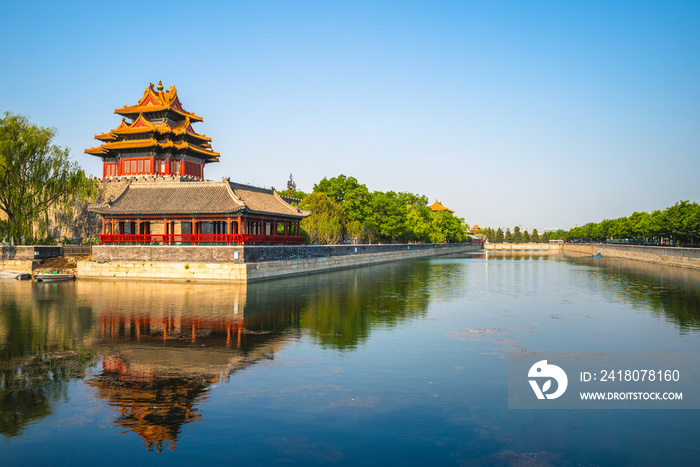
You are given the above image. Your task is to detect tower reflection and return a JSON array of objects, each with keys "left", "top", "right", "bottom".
[{"left": 82, "top": 280, "right": 297, "bottom": 452}]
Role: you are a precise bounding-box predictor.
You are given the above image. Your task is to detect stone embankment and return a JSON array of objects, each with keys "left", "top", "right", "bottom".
[
  {"left": 484, "top": 243, "right": 562, "bottom": 251},
  {"left": 0, "top": 246, "right": 64, "bottom": 274},
  {"left": 563, "top": 244, "right": 700, "bottom": 270},
  {"left": 78, "top": 243, "right": 481, "bottom": 282}
]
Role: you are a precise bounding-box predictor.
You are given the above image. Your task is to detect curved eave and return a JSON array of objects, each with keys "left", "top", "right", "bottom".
[
  {"left": 175, "top": 143, "right": 220, "bottom": 161},
  {"left": 178, "top": 129, "right": 212, "bottom": 142},
  {"left": 114, "top": 106, "right": 203, "bottom": 122},
  {"left": 101, "top": 139, "right": 158, "bottom": 150},
  {"left": 85, "top": 147, "right": 109, "bottom": 155},
  {"left": 95, "top": 131, "right": 118, "bottom": 141},
  {"left": 112, "top": 128, "right": 156, "bottom": 136}
]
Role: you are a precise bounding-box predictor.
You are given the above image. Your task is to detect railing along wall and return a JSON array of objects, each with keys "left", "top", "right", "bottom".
[{"left": 98, "top": 234, "right": 303, "bottom": 246}]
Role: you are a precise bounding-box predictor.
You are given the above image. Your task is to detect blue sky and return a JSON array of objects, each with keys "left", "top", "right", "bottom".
[{"left": 2, "top": 1, "right": 698, "bottom": 230}]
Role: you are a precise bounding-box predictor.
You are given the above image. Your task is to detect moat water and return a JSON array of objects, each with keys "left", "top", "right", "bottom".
[{"left": 1, "top": 251, "right": 700, "bottom": 465}]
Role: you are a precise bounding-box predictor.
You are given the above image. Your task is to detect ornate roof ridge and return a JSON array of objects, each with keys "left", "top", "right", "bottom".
[{"left": 114, "top": 82, "right": 203, "bottom": 122}]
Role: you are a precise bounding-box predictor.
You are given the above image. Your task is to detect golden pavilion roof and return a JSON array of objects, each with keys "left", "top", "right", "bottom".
[
  {"left": 429, "top": 200, "right": 455, "bottom": 213},
  {"left": 115, "top": 81, "right": 203, "bottom": 122},
  {"left": 95, "top": 116, "right": 213, "bottom": 143},
  {"left": 85, "top": 82, "right": 218, "bottom": 162}
]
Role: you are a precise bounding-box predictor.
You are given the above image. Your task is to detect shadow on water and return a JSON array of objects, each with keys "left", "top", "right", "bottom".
[
  {"left": 565, "top": 253, "right": 700, "bottom": 332},
  {"left": 0, "top": 259, "right": 466, "bottom": 450}
]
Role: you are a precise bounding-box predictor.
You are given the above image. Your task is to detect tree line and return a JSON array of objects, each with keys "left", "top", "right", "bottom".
[
  {"left": 290, "top": 174, "right": 469, "bottom": 245},
  {"left": 549, "top": 201, "right": 700, "bottom": 246},
  {"left": 477, "top": 200, "right": 700, "bottom": 247},
  {"left": 477, "top": 226, "right": 552, "bottom": 243}
]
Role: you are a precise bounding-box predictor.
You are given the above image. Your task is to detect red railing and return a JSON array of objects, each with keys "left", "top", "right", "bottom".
[{"left": 98, "top": 234, "right": 303, "bottom": 246}]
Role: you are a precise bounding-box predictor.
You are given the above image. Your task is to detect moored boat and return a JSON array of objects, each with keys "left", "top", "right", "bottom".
[{"left": 33, "top": 272, "right": 76, "bottom": 281}]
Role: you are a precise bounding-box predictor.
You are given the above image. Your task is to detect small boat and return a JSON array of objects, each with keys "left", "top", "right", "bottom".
[
  {"left": 592, "top": 254, "right": 603, "bottom": 258},
  {"left": 0, "top": 271, "right": 32, "bottom": 280},
  {"left": 33, "top": 272, "right": 76, "bottom": 282}
]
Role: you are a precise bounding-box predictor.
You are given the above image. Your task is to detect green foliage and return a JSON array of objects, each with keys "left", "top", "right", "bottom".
[
  {"left": 314, "top": 175, "right": 365, "bottom": 204},
  {"left": 495, "top": 228, "right": 504, "bottom": 243},
  {"left": 512, "top": 226, "right": 522, "bottom": 243},
  {"left": 301, "top": 174, "right": 468, "bottom": 244},
  {"left": 284, "top": 188, "right": 308, "bottom": 200},
  {"left": 0, "top": 112, "right": 99, "bottom": 245},
  {"left": 300, "top": 192, "right": 344, "bottom": 244},
  {"left": 561, "top": 200, "right": 700, "bottom": 245}
]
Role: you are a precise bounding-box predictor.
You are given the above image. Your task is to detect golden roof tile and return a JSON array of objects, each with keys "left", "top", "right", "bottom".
[{"left": 428, "top": 200, "right": 455, "bottom": 213}]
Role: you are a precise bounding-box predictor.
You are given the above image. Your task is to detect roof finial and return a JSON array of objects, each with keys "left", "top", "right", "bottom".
[{"left": 157, "top": 80, "right": 164, "bottom": 92}]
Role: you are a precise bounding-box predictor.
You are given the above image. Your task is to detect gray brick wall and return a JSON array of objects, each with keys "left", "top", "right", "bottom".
[{"left": 91, "top": 243, "right": 474, "bottom": 263}]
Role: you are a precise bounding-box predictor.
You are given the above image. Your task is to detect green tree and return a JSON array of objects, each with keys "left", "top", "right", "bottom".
[
  {"left": 0, "top": 112, "right": 99, "bottom": 244},
  {"left": 512, "top": 226, "right": 522, "bottom": 243},
  {"left": 428, "top": 210, "right": 466, "bottom": 243},
  {"left": 314, "top": 174, "right": 365, "bottom": 204},
  {"left": 405, "top": 202, "right": 431, "bottom": 243},
  {"left": 531, "top": 228, "right": 540, "bottom": 243},
  {"left": 364, "top": 191, "right": 407, "bottom": 243},
  {"left": 495, "top": 228, "right": 504, "bottom": 243},
  {"left": 299, "top": 192, "right": 344, "bottom": 244},
  {"left": 522, "top": 230, "right": 531, "bottom": 243}
]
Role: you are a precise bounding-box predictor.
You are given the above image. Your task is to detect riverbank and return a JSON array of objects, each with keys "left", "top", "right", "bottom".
[
  {"left": 563, "top": 243, "right": 700, "bottom": 270},
  {"left": 77, "top": 243, "right": 481, "bottom": 282}
]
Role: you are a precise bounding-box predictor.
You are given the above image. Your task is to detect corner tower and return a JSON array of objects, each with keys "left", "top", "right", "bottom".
[{"left": 85, "top": 81, "right": 220, "bottom": 179}]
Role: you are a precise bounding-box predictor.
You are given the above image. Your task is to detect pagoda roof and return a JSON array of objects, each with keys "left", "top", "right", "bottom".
[
  {"left": 115, "top": 81, "right": 203, "bottom": 122},
  {"left": 228, "top": 182, "right": 309, "bottom": 218},
  {"left": 95, "top": 120, "right": 129, "bottom": 142},
  {"left": 89, "top": 180, "right": 310, "bottom": 218},
  {"left": 429, "top": 200, "right": 455, "bottom": 213},
  {"left": 101, "top": 115, "right": 213, "bottom": 142},
  {"left": 85, "top": 137, "right": 220, "bottom": 162}
]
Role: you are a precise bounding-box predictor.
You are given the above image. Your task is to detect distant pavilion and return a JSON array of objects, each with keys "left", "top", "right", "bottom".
[
  {"left": 428, "top": 200, "right": 455, "bottom": 213},
  {"left": 86, "top": 82, "right": 309, "bottom": 245}
]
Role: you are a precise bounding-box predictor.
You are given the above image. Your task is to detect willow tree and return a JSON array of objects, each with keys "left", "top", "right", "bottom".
[{"left": 0, "top": 112, "right": 99, "bottom": 245}]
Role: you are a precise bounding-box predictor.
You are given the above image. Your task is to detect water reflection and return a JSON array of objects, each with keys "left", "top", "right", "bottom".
[
  {"left": 3, "top": 252, "right": 700, "bottom": 464},
  {"left": 565, "top": 253, "right": 700, "bottom": 331},
  {"left": 0, "top": 260, "right": 461, "bottom": 450},
  {"left": 0, "top": 281, "right": 96, "bottom": 437}
]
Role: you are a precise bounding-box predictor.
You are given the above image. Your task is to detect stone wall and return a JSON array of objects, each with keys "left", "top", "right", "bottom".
[
  {"left": 0, "top": 259, "right": 38, "bottom": 273},
  {"left": 563, "top": 244, "right": 700, "bottom": 270},
  {"left": 92, "top": 245, "right": 246, "bottom": 263},
  {"left": 484, "top": 243, "right": 562, "bottom": 250},
  {"left": 1, "top": 246, "right": 63, "bottom": 260},
  {"left": 91, "top": 243, "right": 473, "bottom": 264},
  {"left": 79, "top": 243, "right": 481, "bottom": 282}
]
